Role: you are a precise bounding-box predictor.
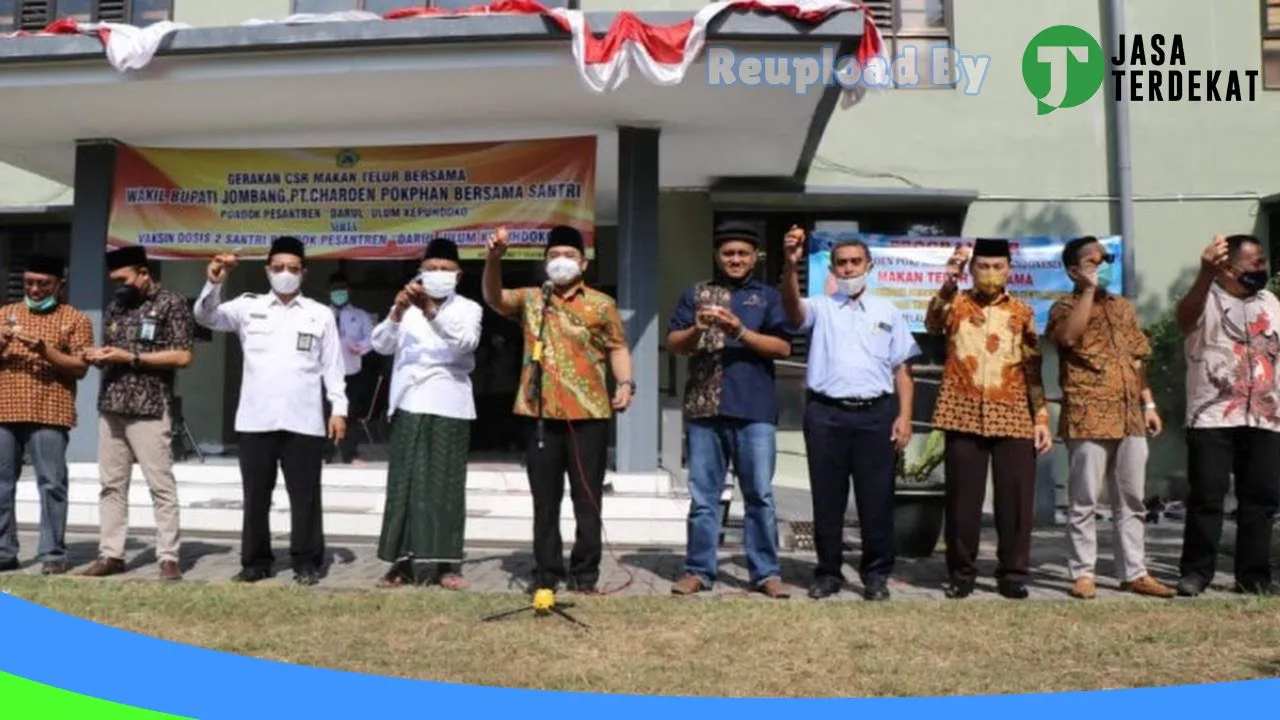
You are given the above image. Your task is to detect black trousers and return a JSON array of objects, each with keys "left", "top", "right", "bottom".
[
  {"left": 802, "top": 396, "right": 897, "bottom": 583},
  {"left": 943, "top": 432, "right": 1036, "bottom": 583},
  {"left": 1181, "top": 427, "right": 1280, "bottom": 589},
  {"left": 525, "top": 418, "right": 609, "bottom": 589},
  {"left": 324, "top": 367, "right": 374, "bottom": 463},
  {"left": 238, "top": 431, "right": 326, "bottom": 572}
]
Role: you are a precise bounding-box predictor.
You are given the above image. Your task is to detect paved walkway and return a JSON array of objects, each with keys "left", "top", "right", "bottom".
[{"left": 5, "top": 521, "right": 1252, "bottom": 601}]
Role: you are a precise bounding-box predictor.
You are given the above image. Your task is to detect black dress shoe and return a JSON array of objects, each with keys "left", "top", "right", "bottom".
[
  {"left": 997, "top": 579, "right": 1029, "bottom": 600},
  {"left": 0, "top": 558, "right": 19, "bottom": 573},
  {"left": 862, "top": 577, "right": 891, "bottom": 602},
  {"left": 807, "top": 575, "right": 844, "bottom": 600},
  {"left": 232, "top": 567, "right": 272, "bottom": 583},
  {"left": 1233, "top": 580, "right": 1275, "bottom": 596},
  {"left": 944, "top": 579, "right": 975, "bottom": 599},
  {"left": 567, "top": 577, "right": 598, "bottom": 594},
  {"left": 293, "top": 568, "right": 320, "bottom": 586},
  {"left": 1176, "top": 576, "right": 1207, "bottom": 597}
]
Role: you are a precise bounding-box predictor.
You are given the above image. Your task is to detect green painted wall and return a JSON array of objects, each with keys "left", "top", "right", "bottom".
[{"left": 173, "top": 0, "right": 292, "bottom": 27}]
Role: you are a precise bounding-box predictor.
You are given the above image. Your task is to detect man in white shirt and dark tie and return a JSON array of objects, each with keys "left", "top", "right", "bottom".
[
  {"left": 370, "top": 238, "right": 482, "bottom": 590},
  {"left": 326, "top": 272, "right": 375, "bottom": 465},
  {"left": 193, "top": 236, "right": 348, "bottom": 586}
]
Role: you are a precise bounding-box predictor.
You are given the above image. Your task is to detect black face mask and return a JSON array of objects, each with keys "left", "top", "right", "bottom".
[
  {"left": 114, "top": 283, "right": 142, "bottom": 307},
  {"left": 1239, "top": 270, "right": 1269, "bottom": 295}
]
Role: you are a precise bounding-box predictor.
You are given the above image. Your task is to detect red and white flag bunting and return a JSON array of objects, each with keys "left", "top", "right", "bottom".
[{"left": 2, "top": 1, "right": 890, "bottom": 100}]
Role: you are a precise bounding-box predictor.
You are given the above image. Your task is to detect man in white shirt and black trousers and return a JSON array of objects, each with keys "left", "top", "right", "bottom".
[
  {"left": 193, "top": 236, "right": 348, "bottom": 586},
  {"left": 325, "top": 272, "right": 374, "bottom": 465}
]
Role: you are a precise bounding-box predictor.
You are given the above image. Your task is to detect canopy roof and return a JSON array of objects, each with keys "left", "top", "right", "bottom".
[{"left": 0, "top": 10, "right": 864, "bottom": 222}]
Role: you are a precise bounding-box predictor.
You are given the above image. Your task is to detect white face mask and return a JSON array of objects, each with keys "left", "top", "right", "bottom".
[
  {"left": 269, "top": 270, "right": 301, "bottom": 296},
  {"left": 546, "top": 257, "right": 582, "bottom": 286},
  {"left": 834, "top": 274, "right": 867, "bottom": 298},
  {"left": 419, "top": 270, "right": 458, "bottom": 300}
]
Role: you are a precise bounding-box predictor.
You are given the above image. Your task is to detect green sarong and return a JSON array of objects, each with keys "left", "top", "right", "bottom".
[{"left": 377, "top": 410, "right": 471, "bottom": 564}]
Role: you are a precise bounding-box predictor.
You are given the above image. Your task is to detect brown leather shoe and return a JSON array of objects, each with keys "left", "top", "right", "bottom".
[
  {"left": 757, "top": 577, "right": 791, "bottom": 599},
  {"left": 1121, "top": 574, "right": 1175, "bottom": 598},
  {"left": 158, "top": 560, "right": 182, "bottom": 581},
  {"left": 41, "top": 561, "right": 67, "bottom": 576},
  {"left": 670, "top": 574, "right": 708, "bottom": 595},
  {"left": 1069, "top": 576, "right": 1097, "bottom": 600},
  {"left": 79, "top": 557, "right": 126, "bottom": 577}
]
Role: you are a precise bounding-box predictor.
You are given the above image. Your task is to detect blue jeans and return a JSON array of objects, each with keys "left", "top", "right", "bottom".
[
  {"left": 0, "top": 424, "right": 70, "bottom": 564},
  {"left": 684, "top": 418, "right": 781, "bottom": 587}
]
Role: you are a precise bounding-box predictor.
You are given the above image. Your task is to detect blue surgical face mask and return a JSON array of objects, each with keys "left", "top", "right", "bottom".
[
  {"left": 1094, "top": 262, "right": 1113, "bottom": 290},
  {"left": 24, "top": 295, "right": 56, "bottom": 313},
  {"left": 330, "top": 290, "right": 349, "bottom": 306}
]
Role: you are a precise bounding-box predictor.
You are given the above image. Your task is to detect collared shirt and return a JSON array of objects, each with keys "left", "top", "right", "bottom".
[
  {"left": 193, "top": 281, "right": 347, "bottom": 437},
  {"left": 333, "top": 303, "right": 374, "bottom": 376},
  {"left": 370, "top": 294, "right": 483, "bottom": 421},
  {"left": 99, "top": 284, "right": 195, "bottom": 419},
  {"left": 0, "top": 302, "right": 93, "bottom": 429},
  {"left": 1046, "top": 291, "right": 1149, "bottom": 440},
  {"left": 1185, "top": 282, "right": 1280, "bottom": 432},
  {"left": 924, "top": 288, "right": 1048, "bottom": 439},
  {"left": 667, "top": 278, "right": 792, "bottom": 424},
  {"left": 794, "top": 291, "right": 920, "bottom": 399},
  {"left": 499, "top": 283, "right": 627, "bottom": 421}
]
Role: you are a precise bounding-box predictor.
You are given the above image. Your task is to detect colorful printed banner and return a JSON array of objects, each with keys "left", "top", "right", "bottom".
[
  {"left": 106, "top": 137, "right": 597, "bottom": 261},
  {"left": 806, "top": 231, "right": 1125, "bottom": 333}
]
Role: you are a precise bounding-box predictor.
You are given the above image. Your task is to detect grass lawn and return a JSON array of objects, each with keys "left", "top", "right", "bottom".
[{"left": 4, "top": 577, "right": 1280, "bottom": 698}]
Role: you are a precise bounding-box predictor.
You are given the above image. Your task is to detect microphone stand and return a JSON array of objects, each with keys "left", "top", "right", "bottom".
[{"left": 531, "top": 282, "right": 554, "bottom": 450}]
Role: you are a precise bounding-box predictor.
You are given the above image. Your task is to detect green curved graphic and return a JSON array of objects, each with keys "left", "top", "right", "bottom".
[{"left": 0, "top": 671, "right": 191, "bottom": 719}]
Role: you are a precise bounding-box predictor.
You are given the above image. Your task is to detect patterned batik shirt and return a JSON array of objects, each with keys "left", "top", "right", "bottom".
[
  {"left": 1045, "top": 292, "right": 1150, "bottom": 440},
  {"left": 1184, "top": 282, "right": 1280, "bottom": 432},
  {"left": 924, "top": 288, "right": 1049, "bottom": 439},
  {"left": 666, "top": 278, "right": 792, "bottom": 423},
  {"left": 0, "top": 301, "right": 94, "bottom": 429},
  {"left": 99, "top": 284, "right": 195, "bottom": 419},
  {"left": 502, "top": 283, "right": 627, "bottom": 421}
]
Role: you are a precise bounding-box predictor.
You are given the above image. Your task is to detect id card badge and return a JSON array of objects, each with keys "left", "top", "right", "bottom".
[
  {"left": 296, "top": 332, "right": 315, "bottom": 352},
  {"left": 139, "top": 316, "right": 158, "bottom": 343}
]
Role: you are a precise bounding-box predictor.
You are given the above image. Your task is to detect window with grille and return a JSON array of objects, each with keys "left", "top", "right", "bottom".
[
  {"left": 861, "top": 0, "right": 956, "bottom": 90},
  {"left": 1263, "top": 0, "right": 1280, "bottom": 89},
  {"left": 292, "top": 0, "right": 575, "bottom": 13},
  {"left": 8, "top": 0, "right": 171, "bottom": 30}
]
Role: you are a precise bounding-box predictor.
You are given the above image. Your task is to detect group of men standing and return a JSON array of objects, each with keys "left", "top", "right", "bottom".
[
  {"left": 664, "top": 226, "right": 1279, "bottom": 601},
  {"left": 0, "top": 225, "right": 1276, "bottom": 602}
]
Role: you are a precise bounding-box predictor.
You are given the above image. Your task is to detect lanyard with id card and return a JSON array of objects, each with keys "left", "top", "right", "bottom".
[{"left": 139, "top": 312, "right": 158, "bottom": 344}]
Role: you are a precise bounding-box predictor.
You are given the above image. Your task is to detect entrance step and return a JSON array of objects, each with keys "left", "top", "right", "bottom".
[{"left": 15, "top": 464, "right": 691, "bottom": 547}]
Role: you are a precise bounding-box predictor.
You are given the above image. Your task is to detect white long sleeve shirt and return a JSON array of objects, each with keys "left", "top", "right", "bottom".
[
  {"left": 333, "top": 303, "right": 374, "bottom": 376},
  {"left": 194, "top": 281, "right": 348, "bottom": 437},
  {"left": 370, "top": 294, "right": 482, "bottom": 421}
]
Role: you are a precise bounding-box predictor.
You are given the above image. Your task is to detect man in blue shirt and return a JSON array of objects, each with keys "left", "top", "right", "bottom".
[
  {"left": 666, "top": 222, "right": 793, "bottom": 599},
  {"left": 780, "top": 227, "right": 920, "bottom": 600}
]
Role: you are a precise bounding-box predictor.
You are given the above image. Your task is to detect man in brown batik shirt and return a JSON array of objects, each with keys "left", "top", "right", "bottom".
[
  {"left": 925, "top": 238, "right": 1053, "bottom": 601},
  {"left": 81, "top": 246, "right": 194, "bottom": 581},
  {"left": 1046, "top": 236, "right": 1174, "bottom": 600}
]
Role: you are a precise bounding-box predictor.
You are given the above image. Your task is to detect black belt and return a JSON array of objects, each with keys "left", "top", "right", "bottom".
[{"left": 807, "top": 391, "right": 891, "bottom": 411}]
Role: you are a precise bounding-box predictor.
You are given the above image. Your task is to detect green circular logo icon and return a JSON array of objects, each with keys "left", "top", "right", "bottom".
[{"left": 1022, "top": 25, "right": 1105, "bottom": 115}]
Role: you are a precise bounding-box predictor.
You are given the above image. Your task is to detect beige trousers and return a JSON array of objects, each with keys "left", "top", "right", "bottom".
[
  {"left": 97, "top": 410, "right": 180, "bottom": 562},
  {"left": 1065, "top": 437, "right": 1149, "bottom": 582}
]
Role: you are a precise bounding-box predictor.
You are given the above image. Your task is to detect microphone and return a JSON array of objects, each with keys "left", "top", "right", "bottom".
[{"left": 541, "top": 279, "right": 555, "bottom": 300}]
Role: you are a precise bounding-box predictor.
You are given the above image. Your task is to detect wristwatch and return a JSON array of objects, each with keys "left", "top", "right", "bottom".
[
  {"left": 618, "top": 380, "right": 637, "bottom": 392},
  {"left": 130, "top": 351, "right": 141, "bottom": 368}
]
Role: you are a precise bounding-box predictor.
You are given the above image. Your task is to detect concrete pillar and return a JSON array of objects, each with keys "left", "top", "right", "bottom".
[
  {"left": 66, "top": 140, "right": 117, "bottom": 463},
  {"left": 613, "top": 126, "right": 660, "bottom": 473}
]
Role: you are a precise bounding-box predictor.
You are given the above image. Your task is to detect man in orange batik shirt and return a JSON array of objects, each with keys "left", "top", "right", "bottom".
[{"left": 925, "top": 238, "right": 1053, "bottom": 601}]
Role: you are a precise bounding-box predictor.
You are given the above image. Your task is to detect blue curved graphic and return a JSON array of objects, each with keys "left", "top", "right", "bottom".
[{"left": 0, "top": 592, "right": 1276, "bottom": 718}]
